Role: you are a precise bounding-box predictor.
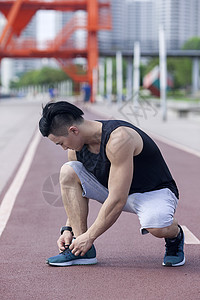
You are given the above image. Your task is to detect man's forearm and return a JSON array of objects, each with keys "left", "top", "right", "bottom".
[
  {"left": 69, "top": 196, "right": 127, "bottom": 257},
  {"left": 87, "top": 196, "right": 125, "bottom": 241},
  {"left": 66, "top": 219, "right": 71, "bottom": 226}
]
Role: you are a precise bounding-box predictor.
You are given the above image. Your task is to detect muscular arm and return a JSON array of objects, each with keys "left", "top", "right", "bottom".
[
  {"left": 70, "top": 127, "right": 137, "bottom": 256},
  {"left": 87, "top": 128, "right": 134, "bottom": 240}
]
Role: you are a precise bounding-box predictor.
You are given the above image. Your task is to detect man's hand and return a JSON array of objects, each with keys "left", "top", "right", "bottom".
[
  {"left": 69, "top": 232, "right": 93, "bottom": 256},
  {"left": 57, "top": 231, "right": 73, "bottom": 251}
]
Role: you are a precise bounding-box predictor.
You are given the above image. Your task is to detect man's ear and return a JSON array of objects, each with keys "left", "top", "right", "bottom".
[{"left": 68, "top": 126, "right": 79, "bottom": 135}]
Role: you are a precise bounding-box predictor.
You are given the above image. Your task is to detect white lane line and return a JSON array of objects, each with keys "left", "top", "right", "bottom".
[
  {"left": 182, "top": 225, "right": 200, "bottom": 244},
  {"left": 0, "top": 130, "right": 41, "bottom": 237}
]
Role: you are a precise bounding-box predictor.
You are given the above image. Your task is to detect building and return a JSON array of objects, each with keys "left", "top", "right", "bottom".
[
  {"left": 55, "top": 9, "right": 86, "bottom": 49},
  {"left": 155, "top": 0, "right": 200, "bottom": 50},
  {"left": 13, "top": 14, "right": 40, "bottom": 76},
  {"left": 98, "top": 0, "right": 126, "bottom": 50},
  {"left": 0, "top": 12, "right": 41, "bottom": 93},
  {"left": 99, "top": 0, "right": 200, "bottom": 51},
  {"left": 99, "top": 0, "right": 154, "bottom": 51},
  {"left": 125, "top": 0, "right": 155, "bottom": 50}
]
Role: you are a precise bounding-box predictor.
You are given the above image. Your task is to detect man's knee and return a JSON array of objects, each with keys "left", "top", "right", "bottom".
[
  {"left": 147, "top": 227, "right": 167, "bottom": 238},
  {"left": 60, "top": 163, "right": 80, "bottom": 186},
  {"left": 147, "top": 220, "right": 178, "bottom": 238},
  {"left": 141, "top": 209, "right": 176, "bottom": 238}
]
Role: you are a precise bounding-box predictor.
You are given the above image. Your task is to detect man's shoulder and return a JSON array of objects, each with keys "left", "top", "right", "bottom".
[
  {"left": 106, "top": 128, "right": 134, "bottom": 159},
  {"left": 107, "top": 123, "right": 145, "bottom": 160}
]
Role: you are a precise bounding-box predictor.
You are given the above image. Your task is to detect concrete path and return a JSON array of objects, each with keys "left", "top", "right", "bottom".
[{"left": 0, "top": 97, "right": 44, "bottom": 194}]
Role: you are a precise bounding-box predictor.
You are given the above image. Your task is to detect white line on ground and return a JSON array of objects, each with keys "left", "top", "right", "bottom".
[
  {"left": 182, "top": 225, "right": 200, "bottom": 244},
  {"left": 0, "top": 130, "right": 41, "bottom": 237}
]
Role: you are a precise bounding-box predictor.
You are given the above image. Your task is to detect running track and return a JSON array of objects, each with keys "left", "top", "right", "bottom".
[{"left": 0, "top": 109, "right": 200, "bottom": 300}]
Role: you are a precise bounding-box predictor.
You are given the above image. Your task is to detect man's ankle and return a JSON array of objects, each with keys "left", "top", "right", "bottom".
[{"left": 166, "top": 225, "right": 182, "bottom": 242}]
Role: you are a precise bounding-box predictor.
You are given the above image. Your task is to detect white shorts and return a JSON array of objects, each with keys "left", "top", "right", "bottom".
[{"left": 66, "top": 161, "right": 179, "bottom": 234}]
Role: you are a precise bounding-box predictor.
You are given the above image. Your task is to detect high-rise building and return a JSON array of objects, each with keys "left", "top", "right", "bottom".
[
  {"left": 55, "top": 10, "right": 86, "bottom": 49},
  {"left": 55, "top": 11, "right": 72, "bottom": 35},
  {"left": 98, "top": 0, "right": 126, "bottom": 50},
  {"left": 99, "top": 0, "right": 200, "bottom": 51},
  {"left": 125, "top": 0, "right": 155, "bottom": 50},
  {"left": 13, "top": 15, "right": 41, "bottom": 76},
  {"left": 98, "top": 0, "right": 155, "bottom": 51},
  {"left": 0, "top": 13, "right": 5, "bottom": 34},
  {"left": 155, "top": 0, "right": 200, "bottom": 50},
  {"left": 0, "top": 13, "right": 14, "bottom": 93}
]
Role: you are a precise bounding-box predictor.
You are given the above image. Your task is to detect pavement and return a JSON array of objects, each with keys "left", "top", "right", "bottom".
[
  {"left": 0, "top": 97, "right": 44, "bottom": 195},
  {"left": 0, "top": 96, "right": 200, "bottom": 300}
]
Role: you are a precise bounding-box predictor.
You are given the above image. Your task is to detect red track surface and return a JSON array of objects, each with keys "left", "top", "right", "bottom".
[{"left": 0, "top": 109, "right": 200, "bottom": 300}]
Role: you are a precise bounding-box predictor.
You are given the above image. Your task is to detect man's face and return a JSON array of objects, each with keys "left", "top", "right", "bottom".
[{"left": 48, "top": 126, "right": 84, "bottom": 151}]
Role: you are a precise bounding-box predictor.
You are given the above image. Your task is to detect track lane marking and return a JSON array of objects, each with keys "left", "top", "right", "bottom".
[
  {"left": 0, "top": 130, "right": 41, "bottom": 237},
  {"left": 182, "top": 225, "right": 200, "bottom": 244}
]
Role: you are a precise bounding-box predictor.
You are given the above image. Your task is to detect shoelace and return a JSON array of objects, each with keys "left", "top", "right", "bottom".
[{"left": 59, "top": 246, "right": 71, "bottom": 256}]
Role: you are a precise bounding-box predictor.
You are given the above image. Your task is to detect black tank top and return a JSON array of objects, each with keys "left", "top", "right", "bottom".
[{"left": 76, "top": 120, "right": 179, "bottom": 198}]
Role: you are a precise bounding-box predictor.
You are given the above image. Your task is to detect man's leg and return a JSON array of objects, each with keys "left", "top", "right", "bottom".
[
  {"left": 59, "top": 163, "right": 89, "bottom": 237},
  {"left": 146, "top": 218, "right": 179, "bottom": 239},
  {"left": 125, "top": 188, "right": 185, "bottom": 266},
  {"left": 147, "top": 219, "right": 185, "bottom": 267},
  {"left": 46, "top": 163, "right": 97, "bottom": 266}
]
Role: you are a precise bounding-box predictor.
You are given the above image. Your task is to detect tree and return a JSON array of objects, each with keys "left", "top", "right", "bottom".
[
  {"left": 167, "top": 58, "right": 192, "bottom": 89},
  {"left": 143, "top": 37, "right": 200, "bottom": 90},
  {"left": 10, "top": 66, "right": 69, "bottom": 88},
  {"left": 172, "top": 36, "right": 200, "bottom": 89},
  {"left": 182, "top": 37, "right": 200, "bottom": 50}
]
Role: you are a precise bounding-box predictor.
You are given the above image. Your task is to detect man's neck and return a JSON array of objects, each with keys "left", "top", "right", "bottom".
[{"left": 80, "top": 120, "right": 102, "bottom": 152}]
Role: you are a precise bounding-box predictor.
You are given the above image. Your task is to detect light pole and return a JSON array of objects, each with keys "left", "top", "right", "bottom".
[{"left": 159, "top": 26, "right": 167, "bottom": 121}]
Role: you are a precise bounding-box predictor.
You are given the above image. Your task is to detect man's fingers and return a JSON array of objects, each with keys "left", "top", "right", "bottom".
[
  {"left": 57, "top": 232, "right": 72, "bottom": 251},
  {"left": 74, "top": 250, "right": 81, "bottom": 256},
  {"left": 69, "top": 243, "right": 74, "bottom": 251},
  {"left": 63, "top": 232, "right": 73, "bottom": 246},
  {"left": 57, "top": 237, "right": 66, "bottom": 250},
  {"left": 69, "top": 244, "right": 85, "bottom": 256},
  {"left": 58, "top": 244, "right": 65, "bottom": 251},
  {"left": 69, "top": 243, "right": 78, "bottom": 254},
  {"left": 80, "top": 250, "right": 86, "bottom": 256},
  {"left": 72, "top": 247, "right": 81, "bottom": 256}
]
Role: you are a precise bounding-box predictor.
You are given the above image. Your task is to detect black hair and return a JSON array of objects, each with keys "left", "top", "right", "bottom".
[{"left": 39, "top": 101, "right": 84, "bottom": 137}]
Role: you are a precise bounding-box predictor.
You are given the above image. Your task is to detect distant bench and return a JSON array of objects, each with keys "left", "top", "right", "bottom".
[
  {"left": 170, "top": 106, "right": 200, "bottom": 117},
  {"left": 147, "top": 99, "right": 200, "bottom": 117}
]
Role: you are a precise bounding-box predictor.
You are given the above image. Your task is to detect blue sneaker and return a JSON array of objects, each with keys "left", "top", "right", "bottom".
[
  {"left": 163, "top": 225, "right": 185, "bottom": 267},
  {"left": 46, "top": 245, "right": 97, "bottom": 267}
]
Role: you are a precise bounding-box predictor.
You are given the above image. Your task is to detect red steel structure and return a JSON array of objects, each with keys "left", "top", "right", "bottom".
[{"left": 0, "top": 0, "right": 111, "bottom": 101}]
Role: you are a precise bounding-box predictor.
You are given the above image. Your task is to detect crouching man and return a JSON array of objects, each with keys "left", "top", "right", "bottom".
[{"left": 39, "top": 101, "right": 185, "bottom": 267}]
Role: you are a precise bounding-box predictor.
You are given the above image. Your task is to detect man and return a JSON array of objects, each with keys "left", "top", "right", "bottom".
[
  {"left": 82, "top": 82, "right": 91, "bottom": 103},
  {"left": 39, "top": 101, "right": 185, "bottom": 267}
]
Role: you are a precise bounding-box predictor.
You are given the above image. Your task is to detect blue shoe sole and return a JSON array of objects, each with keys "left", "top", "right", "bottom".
[
  {"left": 162, "top": 256, "right": 185, "bottom": 267},
  {"left": 47, "top": 257, "right": 98, "bottom": 267}
]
